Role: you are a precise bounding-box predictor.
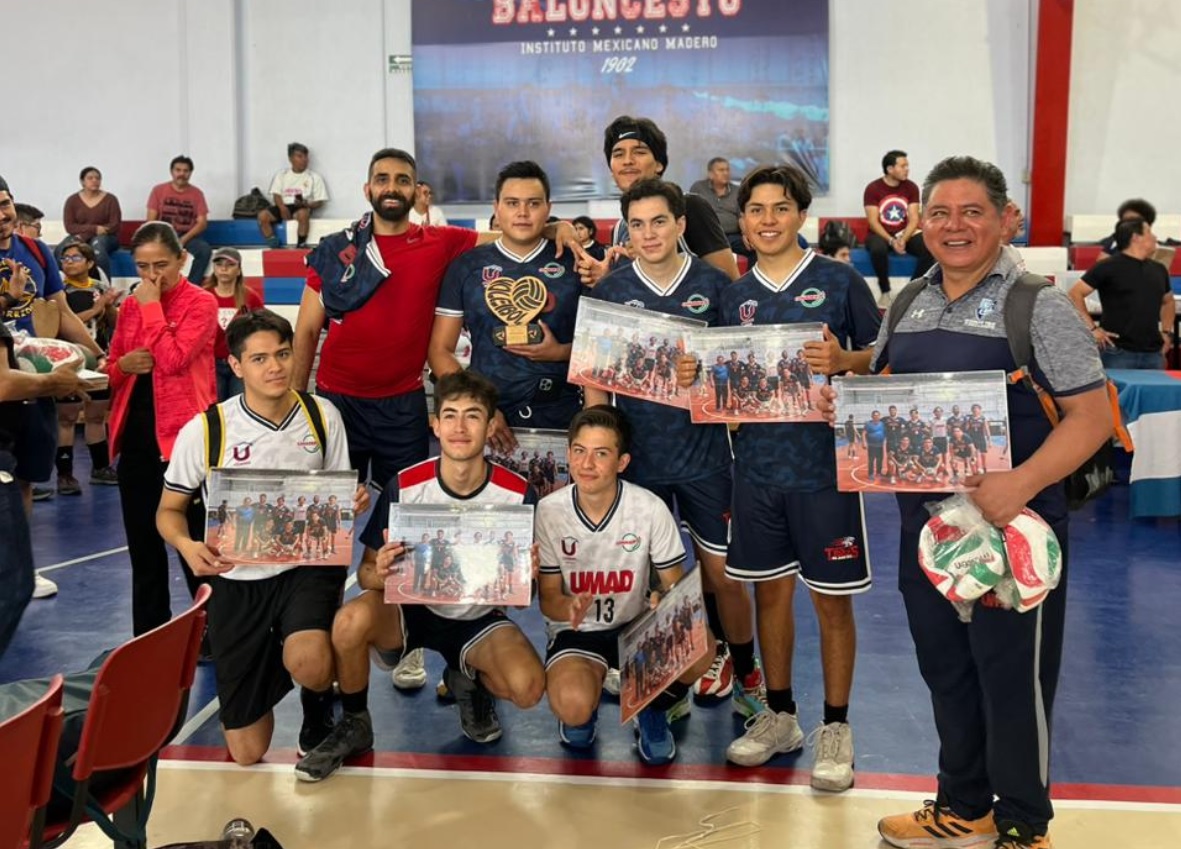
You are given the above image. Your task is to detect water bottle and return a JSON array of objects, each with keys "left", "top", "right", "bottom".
[{"left": 221, "top": 818, "right": 254, "bottom": 848}]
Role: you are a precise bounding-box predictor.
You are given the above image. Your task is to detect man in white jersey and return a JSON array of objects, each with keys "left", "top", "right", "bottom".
[
  {"left": 157, "top": 309, "right": 368, "bottom": 767},
  {"left": 537, "top": 405, "right": 715, "bottom": 765},
  {"left": 294, "top": 371, "right": 545, "bottom": 782}
]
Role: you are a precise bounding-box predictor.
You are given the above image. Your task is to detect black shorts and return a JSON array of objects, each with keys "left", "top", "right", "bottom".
[
  {"left": 293, "top": 520, "right": 306, "bottom": 535},
  {"left": 14, "top": 398, "right": 56, "bottom": 483},
  {"left": 971, "top": 433, "right": 990, "bottom": 453},
  {"left": 645, "top": 468, "right": 732, "bottom": 556},
  {"left": 206, "top": 566, "right": 345, "bottom": 730},
  {"left": 266, "top": 203, "right": 307, "bottom": 219},
  {"left": 726, "top": 482, "right": 871, "bottom": 594},
  {"left": 399, "top": 605, "right": 513, "bottom": 676},
  {"left": 933, "top": 436, "right": 948, "bottom": 454},
  {"left": 318, "top": 389, "right": 429, "bottom": 488},
  {"left": 545, "top": 625, "right": 628, "bottom": 671}
]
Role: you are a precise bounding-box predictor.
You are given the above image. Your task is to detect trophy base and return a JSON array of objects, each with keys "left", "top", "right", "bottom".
[{"left": 492, "top": 323, "right": 543, "bottom": 346}]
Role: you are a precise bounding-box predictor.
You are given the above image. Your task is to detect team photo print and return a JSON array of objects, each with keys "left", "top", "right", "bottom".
[
  {"left": 567, "top": 299, "right": 705, "bottom": 410},
  {"left": 686, "top": 323, "right": 827, "bottom": 424},
  {"left": 383, "top": 504, "right": 535, "bottom": 608},
  {"left": 617, "top": 568, "right": 709, "bottom": 724},
  {"left": 204, "top": 469, "right": 359, "bottom": 567},
  {"left": 486, "top": 429, "right": 570, "bottom": 496},
  {"left": 831, "top": 372, "right": 1012, "bottom": 493}
]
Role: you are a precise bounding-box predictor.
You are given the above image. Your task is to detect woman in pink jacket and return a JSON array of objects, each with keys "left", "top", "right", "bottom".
[{"left": 106, "top": 222, "right": 217, "bottom": 635}]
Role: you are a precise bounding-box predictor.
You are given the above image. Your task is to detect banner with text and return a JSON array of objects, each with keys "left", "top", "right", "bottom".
[{"left": 412, "top": 0, "right": 830, "bottom": 203}]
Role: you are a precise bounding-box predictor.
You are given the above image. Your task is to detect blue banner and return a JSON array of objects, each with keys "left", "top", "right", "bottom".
[{"left": 412, "top": 0, "right": 830, "bottom": 202}]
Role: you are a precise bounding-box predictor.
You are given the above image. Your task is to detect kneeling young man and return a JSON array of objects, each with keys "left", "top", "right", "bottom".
[
  {"left": 295, "top": 371, "right": 545, "bottom": 782},
  {"left": 158, "top": 309, "right": 367, "bottom": 767},
  {"left": 537, "top": 406, "right": 715, "bottom": 766}
]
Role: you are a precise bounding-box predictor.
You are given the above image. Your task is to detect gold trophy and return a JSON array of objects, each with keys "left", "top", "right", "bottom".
[{"left": 486, "top": 275, "right": 548, "bottom": 346}]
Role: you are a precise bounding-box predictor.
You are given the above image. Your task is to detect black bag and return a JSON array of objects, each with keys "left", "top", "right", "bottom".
[
  {"left": 820, "top": 218, "right": 858, "bottom": 250},
  {"left": 232, "top": 188, "right": 270, "bottom": 219},
  {"left": 1064, "top": 440, "right": 1116, "bottom": 509}
]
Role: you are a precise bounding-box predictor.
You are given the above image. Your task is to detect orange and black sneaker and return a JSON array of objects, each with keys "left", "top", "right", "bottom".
[
  {"left": 877, "top": 800, "right": 997, "bottom": 848},
  {"left": 993, "top": 820, "right": 1052, "bottom": 848}
]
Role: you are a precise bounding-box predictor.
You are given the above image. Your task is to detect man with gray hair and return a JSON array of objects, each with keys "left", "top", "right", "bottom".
[{"left": 834, "top": 156, "right": 1111, "bottom": 849}]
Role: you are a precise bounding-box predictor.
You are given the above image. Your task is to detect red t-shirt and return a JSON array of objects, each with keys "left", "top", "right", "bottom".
[
  {"left": 862, "top": 178, "right": 920, "bottom": 235},
  {"left": 213, "top": 289, "right": 265, "bottom": 359},
  {"left": 306, "top": 224, "right": 478, "bottom": 398},
  {"left": 147, "top": 182, "right": 209, "bottom": 234}
]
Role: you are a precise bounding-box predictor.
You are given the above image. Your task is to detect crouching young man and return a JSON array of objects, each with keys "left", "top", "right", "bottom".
[
  {"left": 537, "top": 405, "right": 715, "bottom": 765},
  {"left": 295, "top": 371, "right": 545, "bottom": 782},
  {"left": 157, "top": 309, "right": 368, "bottom": 766}
]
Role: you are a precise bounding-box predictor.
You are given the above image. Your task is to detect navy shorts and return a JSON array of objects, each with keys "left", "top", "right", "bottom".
[
  {"left": 319, "top": 389, "right": 429, "bottom": 488},
  {"left": 726, "top": 482, "right": 871, "bottom": 595},
  {"left": 14, "top": 398, "right": 56, "bottom": 483},
  {"left": 645, "top": 468, "right": 732, "bottom": 556},
  {"left": 399, "top": 604, "right": 513, "bottom": 677},
  {"left": 545, "top": 625, "right": 627, "bottom": 671}
]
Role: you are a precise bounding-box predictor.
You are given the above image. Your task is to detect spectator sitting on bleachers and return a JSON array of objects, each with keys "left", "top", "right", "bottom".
[
  {"left": 1096, "top": 198, "right": 1156, "bottom": 258},
  {"left": 258, "top": 142, "right": 329, "bottom": 249},
  {"left": 146, "top": 155, "right": 212, "bottom": 284},
  {"left": 1003, "top": 199, "right": 1026, "bottom": 245},
  {"left": 62, "top": 166, "right": 122, "bottom": 278},
  {"left": 408, "top": 180, "right": 449, "bottom": 227},
  {"left": 817, "top": 231, "right": 852, "bottom": 264},
  {"left": 1069, "top": 217, "right": 1174, "bottom": 370},
  {"left": 203, "top": 247, "right": 263, "bottom": 400},
  {"left": 863, "top": 149, "right": 934, "bottom": 306},
  {"left": 689, "top": 156, "right": 753, "bottom": 263},
  {"left": 571, "top": 215, "right": 606, "bottom": 261}
]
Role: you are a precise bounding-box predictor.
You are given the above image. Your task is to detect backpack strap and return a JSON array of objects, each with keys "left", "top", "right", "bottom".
[
  {"left": 17, "top": 235, "right": 48, "bottom": 275},
  {"left": 202, "top": 403, "right": 226, "bottom": 470},
  {"left": 878, "top": 278, "right": 929, "bottom": 375},
  {"left": 293, "top": 390, "right": 327, "bottom": 458}
]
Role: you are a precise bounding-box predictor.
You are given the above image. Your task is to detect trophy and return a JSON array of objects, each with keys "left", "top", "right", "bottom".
[{"left": 486, "top": 275, "right": 548, "bottom": 346}]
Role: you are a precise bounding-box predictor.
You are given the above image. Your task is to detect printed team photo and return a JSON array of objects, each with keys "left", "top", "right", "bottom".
[
  {"left": 204, "top": 469, "right": 359, "bottom": 567},
  {"left": 567, "top": 299, "right": 705, "bottom": 410},
  {"left": 383, "top": 503, "right": 535, "bottom": 608},
  {"left": 687, "top": 323, "right": 827, "bottom": 424},
  {"left": 617, "top": 568, "right": 709, "bottom": 724},
  {"left": 486, "top": 429, "right": 570, "bottom": 496},
  {"left": 831, "top": 372, "right": 1012, "bottom": 494}
]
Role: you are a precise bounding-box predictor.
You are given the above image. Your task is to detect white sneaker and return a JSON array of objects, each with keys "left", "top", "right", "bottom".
[
  {"left": 877, "top": 290, "right": 894, "bottom": 309},
  {"left": 809, "top": 722, "right": 854, "bottom": 791},
  {"left": 726, "top": 709, "right": 804, "bottom": 766},
  {"left": 603, "top": 668, "right": 621, "bottom": 697},
  {"left": 32, "top": 573, "right": 58, "bottom": 599},
  {"left": 391, "top": 648, "right": 427, "bottom": 690}
]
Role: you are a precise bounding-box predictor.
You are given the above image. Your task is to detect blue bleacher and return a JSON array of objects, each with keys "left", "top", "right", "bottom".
[{"left": 849, "top": 249, "right": 917, "bottom": 279}]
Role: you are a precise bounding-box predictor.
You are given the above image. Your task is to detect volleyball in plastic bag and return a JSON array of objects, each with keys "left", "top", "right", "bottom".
[
  {"left": 13, "top": 337, "right": 96, "bottom": 373},
  {"left": 919, "top": 499, "right": 1007, "bottom": 603},
  {"left": 994, "top": 508, "right": 1062, "bottom": 612}
]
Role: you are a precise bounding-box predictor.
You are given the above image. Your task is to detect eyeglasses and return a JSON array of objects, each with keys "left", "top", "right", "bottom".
[
  {"left": 61, "top": 254, "right": 86, "bottom": 263},
  {"left": 20, "top": 222, "right": 42, "bottom": 233}
]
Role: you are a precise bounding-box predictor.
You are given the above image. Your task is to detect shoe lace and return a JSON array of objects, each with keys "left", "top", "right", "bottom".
[
  {"left": 740, "top": 709, "right": 778, "bottom": 739},
  {"left": 911, "top": 800, "right": 942, "bottom": 824},
  {"left": 806, "top": 723, "right": 841, "bottom": 762},
  {"left": 705, "top": 649, "right": 727, "bottom": 678}
]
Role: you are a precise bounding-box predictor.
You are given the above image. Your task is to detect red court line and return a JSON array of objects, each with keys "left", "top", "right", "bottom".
[{"left": 161, "top": 745, "right": 1181, "bottom": 804}]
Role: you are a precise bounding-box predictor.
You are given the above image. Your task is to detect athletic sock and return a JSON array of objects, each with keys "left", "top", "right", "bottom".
[
  {"left": 703, "top": 591, "right": 726, "bottom": 643},
  {"left": 55, "top": 445, "right": 74, "bottom": 476},
  {"left": 87, "top": 439, "right": 110, "bottom": 470},
  {"left": 649, "top": 680, "right": 690, "bottom": 712},
  {"left": 729, "top": 640, "right": 756, "bottom": 680},
  {"left": 823, "top": 702, "right": 849, "bottom": 725},
  {"left": 300, "top": 686, "right": 336, "bottom": 720},
  {"left": 767, "top": 687, "right": 796, "bottom": 716},
  {"left": 339, "top": 686, "right": 369, "bottom": 716}
]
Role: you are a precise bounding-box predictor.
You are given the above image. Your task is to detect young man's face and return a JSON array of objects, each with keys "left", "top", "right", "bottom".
[
  {"left": 609, "top": 139, "right": 663, "bottom": 192},
  {"left": 432, "top": 394, "right": 491, "bottom": 463},
  {"left": 365, "top": 157, "right": 416, "bottom": 223},
  {"left": 0, "top": 192, "right": 17, "bottom": 243},
  {"left": 832, "top": 245, "right": 851, "bottom": 264},
  {"left": 493, "top": 178, "right": 550, "bottom": 248},
  {"left": 230, "top": 330, "right": 294, "bottom": 402},
  {"left": 626, "top": 195, "right": 684, "bottom": 266},
  {"left": 289, "top": 150, "right": 309, "bottom": 172},
  {"left": 741, "top": 183, "right": 806, "bottom": 260},
  {"left": 886, "top": 156, "right": 910, "bottom": 182},
  {"left": 15, "top": 218, "right": 42, "bottom": 240},
  {"left": 568, "top": 425, "right": 629, "bottom": 497},
  {"left": 572, "top": 221, "right": 593, "bottom": 243},
  {"left": 170, "top": 162, "right": 192, "bottom": 188}
]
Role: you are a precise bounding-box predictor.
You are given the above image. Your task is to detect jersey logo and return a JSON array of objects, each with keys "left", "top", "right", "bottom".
[
  {"left": 682, "top": 294, "right": 710, "bottom": 314},
  {"left": 482, "top": 264, "right": 503, "bottom": 283},
  {"left": 794, "top": 287, "right": 827, "bottom": 308},
  {"left": 570, "top": 570, "right": 635, "bottom": 594},
  {"left": 976, "top": 297, "right": 997, "bottom": 319},
  {"left": 538, "top": 262, "right": 565, "bottom": 279},
  {"left": 824, "top": 536, "right": 861, "bottom": 562},
  {"left": 616, "top": 532, "right": 641, "bottom": 552},
  {"left": 625, "top": 299, "right": 645, "bottom": 309},
  {"left": 561, "top": 536, "right": 578, "bottom": 557},
  {"left": 908, "top": 308, "right": 926, "bottom": 320},
  {"left": 230, "top": 443, "right": 252, "bottom": 463},
  {"left": 298, "top": 435, "right": 320, "bottom": 454},
  {"left": 878, "top": 196, "right": 909, "bottom": 226},
  {"left": 738, "top": 299, "right": 758, "bottom": 325}
]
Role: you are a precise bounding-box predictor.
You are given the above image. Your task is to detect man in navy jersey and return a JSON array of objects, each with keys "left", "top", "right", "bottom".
[
  {"left": 710, "top": 165, "right": 880, "bottom": 791},
  {"left": 430, "top": 161, "right": 583, "bottom": 450},
  {"left": 589, "top": 179, "right": 755, "bottom": 707}
]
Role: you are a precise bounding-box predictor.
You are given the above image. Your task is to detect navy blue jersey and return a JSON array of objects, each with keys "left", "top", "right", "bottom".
[
  {"left": 718, "top": 251, "right": 880, "bottom": 491},
  {"left": 593, "top": 256, "right": 732, "bottom": 484},
  {"left": 436, "top": 239, "right": 581, "bottom": 411}
]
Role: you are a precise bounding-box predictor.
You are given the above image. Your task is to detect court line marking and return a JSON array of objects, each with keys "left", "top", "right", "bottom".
[
  {"left": 154, "top": 759, "right": 1181, "bottom": 813},
  {"left": 38, "top": 546, "right": 129, "bottom": 573},
  {"left": 174, "top": 697, "right": 222, "bottom": 745}
]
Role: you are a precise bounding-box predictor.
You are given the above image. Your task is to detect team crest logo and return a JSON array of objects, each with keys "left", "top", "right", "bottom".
[
  {"left": 682, "top": 294, "right": 710, "bottom": 314},
  {"left": 738, "top": 299, "right": 758, "bottom": 325},
  {"left": 538, "top": 262, "right": 565, "bottom": 279},
  {"left": 482, "top": 264, "right": 503, "bottom": 283},
  {"left": 824, "top": 536, "right": 861, "bottom": 562},
  {"left": 617, "top": 532, "right": 641, "bottom": 552},
  {"left": 298, "top": 436, "right": 319, "bottom": 454},
  {"left": 340, "top": 264, "right": 356, "bottom": 284},
  {"left": 625, "top": 299, "right": 645, "bottom": 309},
  {"left": 230, "top": 443, "right": 252, "bottom": 463},
  {"left": 794, "top": 287, "right": 827, "bottom": 308},
  {"left": 976, "top": 298, "right": 997, "bottom": 320},
  {"left": 879, "top": 196, "right": 909, "bottom": 226},
  {"left": 561, "top": 536, "right": 578, "bottom": 557}
]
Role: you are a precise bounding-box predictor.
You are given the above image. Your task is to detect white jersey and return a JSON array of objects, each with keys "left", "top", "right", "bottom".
[
  {"left": 164, "top": 393, "right": 350, "bottom": 581},
  {"left": 409, "top": 206, "right": 449, "bottom": 227},
  {"left": 267, "top": 168, "right": 329, "bottom": 205},
  {"left": 537, "top": 480, "right": 686, "bottom": 638}
]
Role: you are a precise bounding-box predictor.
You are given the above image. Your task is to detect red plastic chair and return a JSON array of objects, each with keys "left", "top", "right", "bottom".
[
  {"left": 31, "top": 584, "right": 211, "bottom": 849},
  {"left": 0, "top": 675, "right": 64, "bottom": 849}
]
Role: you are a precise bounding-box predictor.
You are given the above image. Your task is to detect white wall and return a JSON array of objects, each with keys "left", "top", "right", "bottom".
[
  {"left": 1066, "top": 0, "right": 1181, "bottom": 216},
  {"left": 8, "top": 0, "right": 1162, "bottom": 228}
]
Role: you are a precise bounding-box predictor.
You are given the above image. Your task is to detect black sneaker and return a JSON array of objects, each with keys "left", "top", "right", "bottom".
[
  {"left": 444, "top": 667, "right": 502, "bottom": 744},
  {"left": 297, "top": 706, "right": 336, "bottom": 758},
  {"left": 294, "top": 710, "right": 373, "bottom": 782}
]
